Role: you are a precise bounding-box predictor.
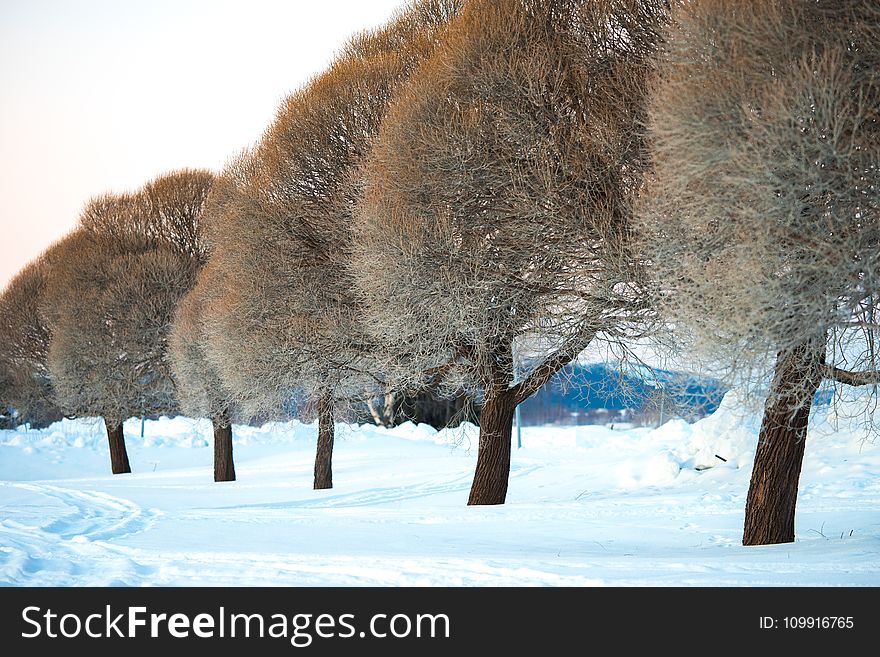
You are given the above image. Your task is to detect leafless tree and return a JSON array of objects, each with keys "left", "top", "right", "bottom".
[
  {"left": 0, "top": 258, "right": 62, "bottom": 428},
  {"left": 204, "top": 0, "right": 462, "bottom": 490},
  {"left": 637, "top": 0, "right": 880, "bottom": 544},
  {"left": 352, "top": 0, "right": 671, "bottom": 505},
  {"left": 169, "top": 258, "right": 237, "bottom": 481},
  {"left": 43, "top": 170, "right": 214, "bottom": 474}
]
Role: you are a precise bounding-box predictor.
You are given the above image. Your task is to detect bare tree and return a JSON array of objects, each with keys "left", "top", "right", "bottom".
[
  {"left": 352, "top": 0, "right": 670, "bottom": 505},
  {"left": 0, "top": 258, "right": 62, "bottom": 428},
  {"left": 204, "top": 0, "right": 462, "bottom": 490},
  {"left": 638, "top": 0, "right": 880, "bottom": 544},
  {"left": 165, "top": 165, "right": 254, "bottom": 483},
  {"left": 43, "top": 170, "right": 214, "bottom": 474},
  {"left": 169, "top": 258, "right": 237, "bottom": 481}
]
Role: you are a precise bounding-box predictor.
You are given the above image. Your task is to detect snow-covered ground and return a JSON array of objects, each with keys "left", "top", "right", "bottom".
[{"left": 1, "top": 391, "right": 878, "bottom": 586}]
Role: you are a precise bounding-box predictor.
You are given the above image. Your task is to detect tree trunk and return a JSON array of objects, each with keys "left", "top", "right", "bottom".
[
  {"left": 104, "top": 418, "right": 131, "bottom": 475},
  {"left": 212, "top": 410, "right": 235, "bottom": 482},
  {"left": 467, "top": 391, "right": 516, "bottom": 505},
  {"left": 366, "top": 396, "right": 384, "bottom": 426},
  {"left": 314, "top": 393, "right": 334, "bottom": 490},
  {"left": 743, "top": 338, "right": 825, "bottom": 546},
  {"left": 382, "top": 391, "right": 396, "bottom": 427}
]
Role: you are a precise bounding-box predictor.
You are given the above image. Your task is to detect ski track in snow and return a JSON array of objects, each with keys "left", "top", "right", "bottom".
[
  {"left": 0, "top": 482, "right": 161, "bottom": 585},
  {"left": 5, "top": 482, "right": 158, "bottom": 541}
]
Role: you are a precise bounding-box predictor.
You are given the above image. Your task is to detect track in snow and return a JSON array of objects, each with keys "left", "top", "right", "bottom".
[{"left": 0, "top": 482, "right": 160, "bottom": 585}]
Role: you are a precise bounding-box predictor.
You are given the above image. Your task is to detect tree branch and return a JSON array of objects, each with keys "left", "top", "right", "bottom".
[
  {"left": 823, "top": 365, "right": 880, "bottom": 387},
  {"left": 420, "top": 344, "right": 476, "bottom": 390},
  {"left": 508, "top": 330, "right": 598, "bottom": 406}
]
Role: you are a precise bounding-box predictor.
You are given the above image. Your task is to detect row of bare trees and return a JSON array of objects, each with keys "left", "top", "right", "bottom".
[
  {"left": 198, "top": 0, "right": 466, "bottom": 490},
  {"left": 1, "top": 0, "right": 877, "bottom": 546}
]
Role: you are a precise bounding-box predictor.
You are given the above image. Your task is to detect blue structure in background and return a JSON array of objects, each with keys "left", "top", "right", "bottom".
[{"left": 519, "top": 362, "right": 726, "bottom": 427}]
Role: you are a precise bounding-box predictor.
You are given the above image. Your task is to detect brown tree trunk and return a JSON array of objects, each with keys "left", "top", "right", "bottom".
[
  {"left": 743, "top": 338, "right": 825, "bottom": 546},
  {"left": 104, "top": 418, "right": 131, "bottom": 475},
  {"left": 467, "top": 391, "right": 516, "bottom": 505},
  {"left": 212, "top": 410, "right": 235, "bottom": 483},
  {"left": 314, "top": 392, "right": 334, "bottom": 490}
]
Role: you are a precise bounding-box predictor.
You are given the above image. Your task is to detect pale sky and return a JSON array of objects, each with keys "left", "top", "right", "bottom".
[{"left": 0, "top": 0, "right": 402, "bottom": 289}]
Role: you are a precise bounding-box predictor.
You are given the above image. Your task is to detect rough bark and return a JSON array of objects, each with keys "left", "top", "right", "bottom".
[
  {"left": 743, "top": 338, "right": 825, "bottom": 546},
  {"left": 314, "top": 392, "right": 335, "bottom": 490},
  {"left": 104, "top": 417, "right": 131, "bottom": 475},
  {"left": 212, "top": 410, "right": 235, "bottom": 482},
  {"left": 467, "top": 391, "right": 517, "bottom": 505}
]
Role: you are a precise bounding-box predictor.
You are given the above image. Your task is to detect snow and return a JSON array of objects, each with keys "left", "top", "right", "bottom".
[{"left": 1, "top": 391, "right": 878, "bottom": 586}]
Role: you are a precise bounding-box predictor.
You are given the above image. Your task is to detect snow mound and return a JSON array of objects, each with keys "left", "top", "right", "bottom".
[
  {"left": 608, "top": 391, "right": 760, "bottom": 489},
  {"left": 671, "top": 390, "right": 761, "bottom": 470},
  {"left": 614, "top": 448, "right": 683, "bottom": 488}
]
